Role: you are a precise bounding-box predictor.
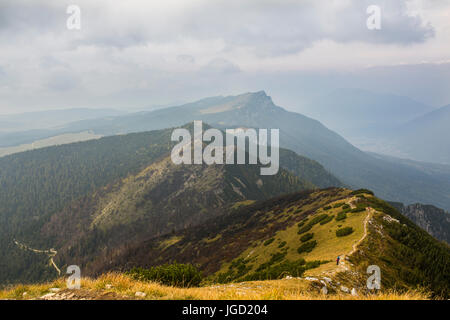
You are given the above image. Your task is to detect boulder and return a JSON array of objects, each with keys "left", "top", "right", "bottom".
[
  {"left": 135, "top": 291, "right": 147, "bottom": 298},
  {"left": 340, "top": 286, "right": 350, "bottom": 293}
]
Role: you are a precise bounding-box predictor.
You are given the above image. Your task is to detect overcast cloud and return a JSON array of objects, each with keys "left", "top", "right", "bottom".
[{"left": 0, "top": 0, "right": 449, "bottom": 113}]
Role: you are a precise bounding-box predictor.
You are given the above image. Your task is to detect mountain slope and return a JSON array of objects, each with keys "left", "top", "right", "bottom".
[
  {"left": 44, "top": 153, "right": 309, "bottom": 266},
  {"left": 389, "top": 202, "right": 450, "bottom": 244},
  {"left": 94, "top": 188, "right": 450, "bottom": 297},
  {"left": 21, "top": 90, "right": 449, "bottom": 210},
  {"left": 0, "top": 124, "right": 339, "bottom": 285}
]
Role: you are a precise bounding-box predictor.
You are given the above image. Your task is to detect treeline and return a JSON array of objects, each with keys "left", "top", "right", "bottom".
[
  {"left": 0, "top": 129, "right": 174, "bottom": 284},
  {"left": 363, "top": 196, "right": 450, "bottom": 298}
]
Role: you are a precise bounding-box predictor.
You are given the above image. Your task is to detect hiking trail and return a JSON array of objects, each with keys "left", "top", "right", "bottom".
[{"left": 13, "top": 239, "right": 61, "bottom": 275}]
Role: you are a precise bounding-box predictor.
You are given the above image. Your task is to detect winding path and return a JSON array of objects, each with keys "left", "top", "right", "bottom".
[
  {"left": 14, "top": 239, "right": 61, "bottom": 275},
  {"left": 331, "top": 204, "right": 374, "bottom": 274}
]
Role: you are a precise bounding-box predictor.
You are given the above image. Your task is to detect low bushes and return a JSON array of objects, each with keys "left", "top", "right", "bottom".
[
  {"left": 127, "top": 263, "right": 202, "bottom": 287},
  {"left": 336, "top": 227, "right": 354, "bottom": 237},
  {"left": 297, "top": 240, "right": 317, "bottom": 253},
  {"left": 297, "top": 220, "right": 306, "bottom": 228},
  {"left": 297, "top": 224, "right": 312, "bottom": 234},
  {"left": 351, "top": 189, "right": 374, "bottom": 196},
  {"left": 351, "top": 204, "right": 367, "bottom": 213},
  {"left": 300, "top": 233, "right": 314, "bottom": 242},
  {"left": 320, "top": 215, "right": 334, "bottom": 225},
  {"left": 264, "top": 238, "right": 275, "bottom": 246},
  {"left": 335, "top": 211, "right": 347, "bottom": 221},
  {"left": 309, "top": 214, "right": 330, "bottom": 226},
  {"left": 243, "top": 259, "right": 307, "bottom": 281}
]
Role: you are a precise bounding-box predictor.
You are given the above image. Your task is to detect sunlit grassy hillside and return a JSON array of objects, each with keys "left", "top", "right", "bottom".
[{"left": 0, "top": 273, "right": 430, "bottom": 300}]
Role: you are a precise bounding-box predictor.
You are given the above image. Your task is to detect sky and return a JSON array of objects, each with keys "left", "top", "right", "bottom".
[{"left": 0, "top": 0, "right": 450, "bottom": 114}]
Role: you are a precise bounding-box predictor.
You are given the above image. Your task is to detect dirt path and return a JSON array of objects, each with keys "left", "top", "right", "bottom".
[
  {"left": 14, "top": 239, "right": 61, "bottom": 275},
  {"left": 348, "top": 207, "right": 373, "bottom": 256},
  {"left": 330, "top": 206, "right": 373, "bottom": 274}
]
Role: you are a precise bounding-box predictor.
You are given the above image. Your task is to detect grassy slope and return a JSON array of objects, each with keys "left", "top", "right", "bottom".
[
  {"left": 223, "top": 196, "right": 367, "bottom": 278},
  {"left": 93, "top": 189, "right": 349, "bottom": 275},
  {"left": 1, "top": 189, "right": 447, "bottom": 300},
  {"left": 99, "top": 188, "right": 449, "bottom": 298},
  {"left": 0, "top": 273, "right": 429, "bottom": 300}
]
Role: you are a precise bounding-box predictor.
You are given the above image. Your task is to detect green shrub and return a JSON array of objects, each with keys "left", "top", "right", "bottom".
[
  {"left": 256, "top": 252, "right": 287, "bottom": 271},
  {"left": 243, "top": 258, "right": 309, "bottom": 281},
  {"left": 342, "top": 204, "right": 350, "bottom": 210},
  {"left": 216, "top": 259, "right": 252, "bottom": 283},
  {"left": 297, "top": 240, "right": 317, "bottom": 253},
  {"left": 333, "top": 202, "right": 345, "bottom": 208},
  {"left": 278, "top": 241, "right": 287, "bottom": 248},
  {"left": 264, "top": 238, "right": 275, "bottom": 246},
  {"left": 127, "top": 263, "right": 202, "bottom": 287},
  {"left": 336, "top": 227, "right": 354, "bottom": 237},
  {"left": 305, "top": 260, "right": 321, "bottom": 269},
  {"left": 308, "top": 214, "right": 329, "bottom": 226},
  {"left": 297, "top": 220, "right": 306, "bottom": 228},
  {"left": 350, "top": 189, "right": 374, "bottom": 196},
  {"left": 351, "top": 204, "right": 367, "bottom": 213},
  {"left": 335, "top": 211, "right": 347, "bottom": 221},
  {"left": 323, "top": 206, "right": 332, "bottom": 211},
  {"left": 300, "top": 233, "right": 314, "bottom": 242},
  {"left": 297, "top": 224, "right": 312, "bottom": 234},
  {"left": 320, "top": 215, "right": 334, "bottom": 225}
]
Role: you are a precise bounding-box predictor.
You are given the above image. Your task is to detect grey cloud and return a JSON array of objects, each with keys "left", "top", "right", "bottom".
[
  {"left": 203, "top": 58, "right": 241, "bottom": 74},
  {"left": 0, "top": 1, "right": 434, "bottom": 54},
  {"left": 0, "top": 1, "right": 64, "bottom": 35},
  {"left": 47, "top": 72, "right": 78, "bottom": 91},
  {"left": 0, "top": 65, "right": 6, "bottom": 85},
  {"left": 0, "top": 0, "right": 446, "bottom": 114},
  {"left": 138, "top": 0, "right": 435, "bottom": 56},
  {"left": 177, "top": 55, "right": 195, "bottom": 64}
]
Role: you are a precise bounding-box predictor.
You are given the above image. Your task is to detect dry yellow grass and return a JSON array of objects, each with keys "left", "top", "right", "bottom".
[{"left": 0, "top": 273, "right": 430, "bottom": 300}]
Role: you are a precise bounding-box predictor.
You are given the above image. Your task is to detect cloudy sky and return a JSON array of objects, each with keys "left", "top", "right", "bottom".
[{"left": 0, "top": 0, "right": 449, "bottom": 114}]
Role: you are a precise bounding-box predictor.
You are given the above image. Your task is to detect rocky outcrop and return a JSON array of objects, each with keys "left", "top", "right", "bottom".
[{"left": 401, "top": 203, "right": 450, "bottom": 244}]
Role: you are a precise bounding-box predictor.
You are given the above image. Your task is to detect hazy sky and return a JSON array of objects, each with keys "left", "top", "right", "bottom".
[{"left": 0, "top": 0, "right": 449, "bottom": 114}]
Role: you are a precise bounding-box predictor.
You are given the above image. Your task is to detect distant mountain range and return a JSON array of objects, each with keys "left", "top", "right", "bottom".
[
  {"left": 298, "top": 88, "right": 434, "bottom": 139},
  {"left": 0, "top": 108, "right": 126, "bottom": 134},
  {"left": 0, "top": 91, "right": 449, "bottom": 210},
  {"left": 386, "top": 104, "right": 450, "bottom": 164},
  {"left": 297, "top": 88, "right": 450, "bottom": 165}
]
